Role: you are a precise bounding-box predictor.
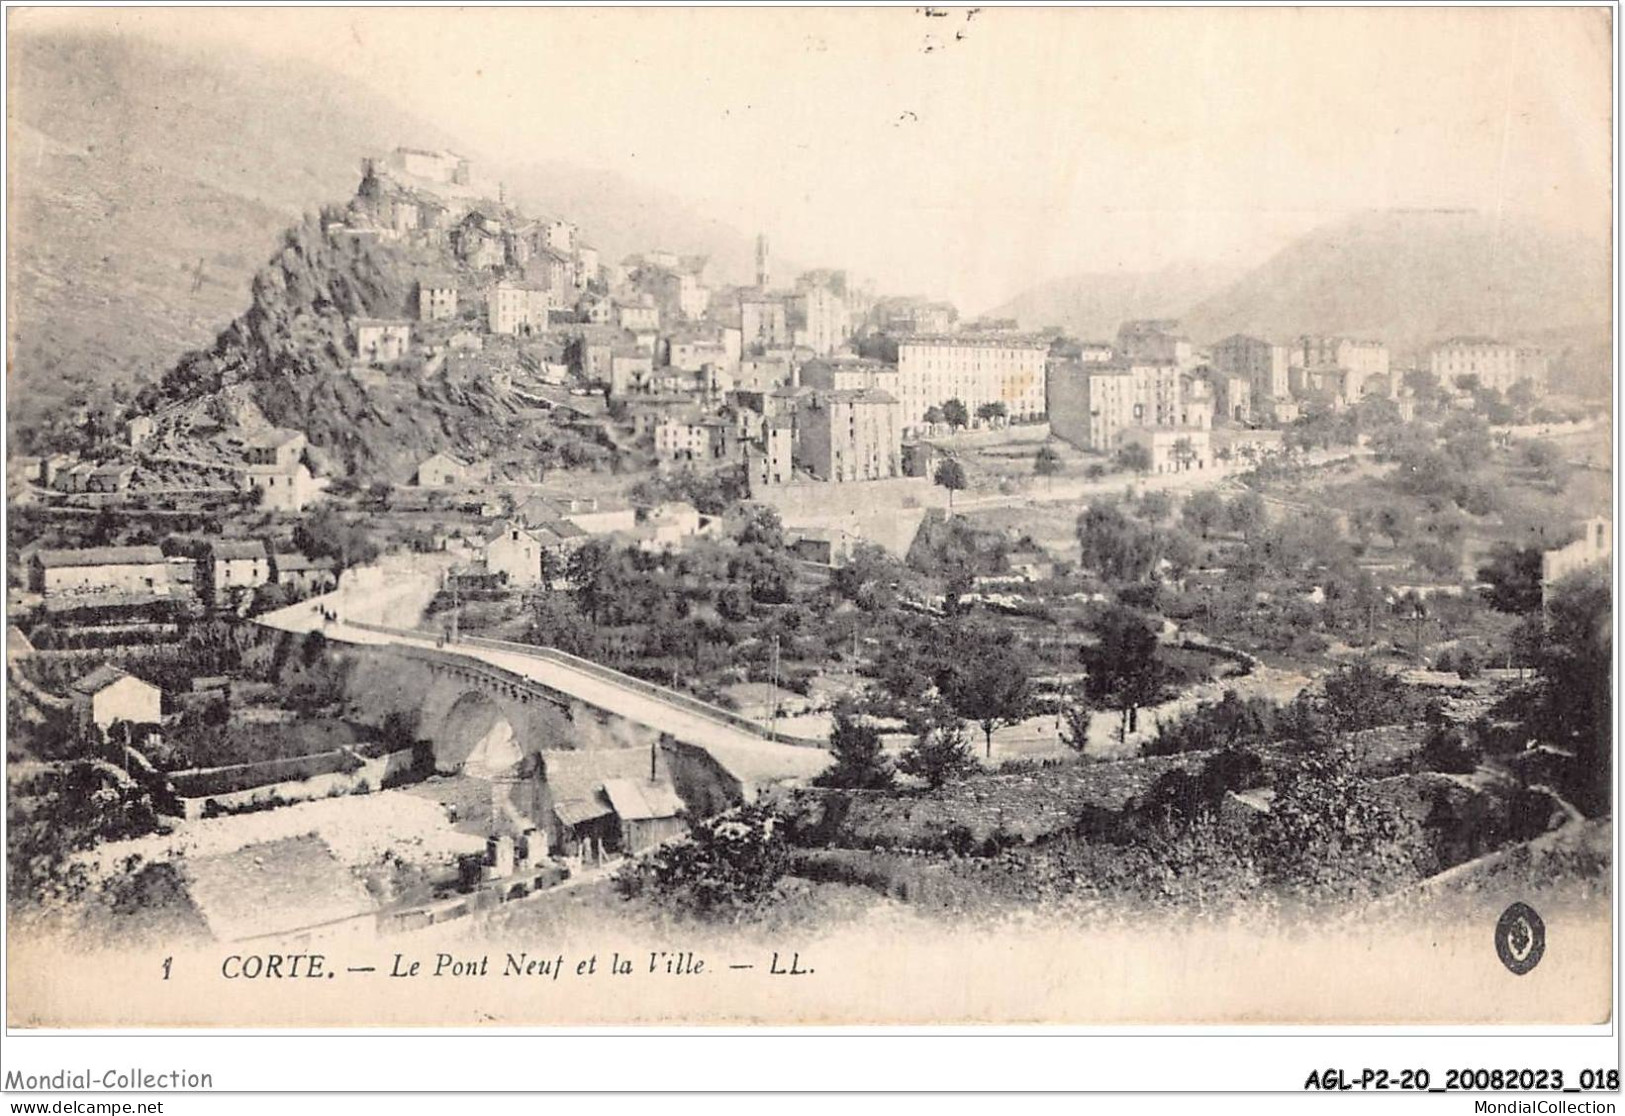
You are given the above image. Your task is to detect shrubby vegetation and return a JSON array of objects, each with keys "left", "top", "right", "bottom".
[{"left": 614, "top": 805, "right": 788, "bottom": 920}]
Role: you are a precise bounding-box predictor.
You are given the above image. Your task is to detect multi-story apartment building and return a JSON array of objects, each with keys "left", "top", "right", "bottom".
[
  {"left": 1212, "top": 374, "right": 1253, "bottom": 424},
  {"left": 799, "top": 356, "right": 898, "bottom": 395},
  {"left": 1429, "top": 337, "right": 1549, "bottom": 393},
  {"left": 740, "top": 294, "right": 791, "bottom": 350},
  {"left": 795, "top": 282, "right": 850, "bottom": 356},
  {"left": 748, "top": 419, "right": 796, "bottom": 492},
  {"left": 654, "top": 418, "right": 729, "bottom": 462},
  {"left": 417, "top": 278, "right": 459, "bottom": 322},
  {"left": 795, "top": 389, "right": 902, "bottom": 483},
  {"left": 1116, "top": 320, "right": 1197, "bottom": 370},
  {"left": 1046, "top": 361, "right": 1189, "bottom": 453},
  {"left": 1211, "top": 334, "right": 1291, "bottom": 404},
  {"left": 895, "top": 333, "right": 1049, "bottom": 430},
  {"left": 1291, "top": 336, "right": 1390, "bottom": 401},
  {"left": 487, "top": 281, "right": 550, "bottom": 336}
]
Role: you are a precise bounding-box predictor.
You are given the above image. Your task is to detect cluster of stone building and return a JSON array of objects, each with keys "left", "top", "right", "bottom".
[
  {"left": 12, "top": 425, "right": 322, "bottom": 515},
  {"left": 24, "top": 538, "right": 335, "bottom": 609},
  {"left": 1045, "top": 322, "right": 1550, "bottom": 476}
]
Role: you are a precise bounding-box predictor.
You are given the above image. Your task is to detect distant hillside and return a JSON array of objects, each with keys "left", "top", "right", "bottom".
[
  {"left": 6, "top": 28, "right": 763, "bottom": 450},
  {"left": 983, "top": 263, "right": 1239, "bottom": 340},
  {"left": 1180, "top": 210, "right": 1612, "bottom": 358}
]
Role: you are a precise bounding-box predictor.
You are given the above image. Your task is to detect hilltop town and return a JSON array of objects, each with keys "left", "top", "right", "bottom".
[{"left": 7, "top": 144, "right": 1612, "bottom": 948}]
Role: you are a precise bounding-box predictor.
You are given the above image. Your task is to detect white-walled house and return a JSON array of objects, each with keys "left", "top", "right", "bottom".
[{"left": 71, "top": 664, "right": 162, "bottom": 733}]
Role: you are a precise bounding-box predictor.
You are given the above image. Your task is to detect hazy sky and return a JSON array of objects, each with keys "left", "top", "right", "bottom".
[{"left": 23, "top": 6, "right": 1614, "bottom": 312}]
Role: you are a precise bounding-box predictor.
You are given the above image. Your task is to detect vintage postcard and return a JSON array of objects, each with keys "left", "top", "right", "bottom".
[{"left": 4, "top": 6, "right": 1613, "bottom": 1030}]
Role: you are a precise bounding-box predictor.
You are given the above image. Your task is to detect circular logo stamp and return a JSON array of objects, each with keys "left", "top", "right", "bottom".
[{"left": 1495, "top": 902, "right": 1546, "bottom": 975}]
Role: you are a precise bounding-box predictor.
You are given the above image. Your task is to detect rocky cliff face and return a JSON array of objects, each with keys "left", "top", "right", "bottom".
[{"left": 142, "top": 214, "right": 608, "bottom": 483}]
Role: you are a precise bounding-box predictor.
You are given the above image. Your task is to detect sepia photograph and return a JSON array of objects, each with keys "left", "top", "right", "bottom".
[{"left": 2, "top": 4, "right": 1614, "bottom": 1037}]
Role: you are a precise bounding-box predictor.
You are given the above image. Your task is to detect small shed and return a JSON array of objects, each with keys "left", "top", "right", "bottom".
[
  {"left": 601, "top": 778, "right": 687, "bottom": 853},
  {"left": 71, "top": 663, "right": 162, "bottom": 732}
]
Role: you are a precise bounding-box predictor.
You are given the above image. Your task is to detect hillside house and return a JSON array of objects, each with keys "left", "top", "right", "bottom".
[
  {"left": 40, "top": 453, "right": 76, "bottom": 487},
  {"left": 654, "top": 417, "right": 729, "bottom": 461},
  {"left": 270, "top": 553, "right": 338, "bottom": 596},
  {"left": 417, "top": 277, "right": 460, "bottom": 321},
  {"left": 126, "top": 415, "right": 156, "bottom": 447},
  {"left": 242, "top": 429, "right": 308, "bottom": 469},
  {"left": 1542, "top": 517, "right": 1612, "bottom": 605},
  {"left": 244, "top": 462, "right": 320, "bottom": 513},
  {"left": 354, "top": 320, "right": 413, "bottom": 364},
  {"left": 87, "top": 464, "right": 136, "bottom": 493},
  {"left": 610, "top": 346, "right": 656, "bottom": 397},
  {"left": 487, "top": 280, "right": 551, "bottom": 336},
  {"left": 30, "top": 546, "right": 170, "bottom": 598},
  {"left": 483, "top": 522, "right": 546, "bottom": 587},
  {"left": 59, "top": 462, "right": 96, "bottom": 493},
  {"left": 787, "top": 526, "right": 859, "bottom": 567},
  {"left": 71, "top": 663, "right": 162, "bottom": 733},
  {"left": 207, "top": 540, "right": 271, "bottom": 601},
  {"left": 634, "top": 501, "right": 715, "bottom": 551},
  {"left": 414, "top": 452, "right": 493, "bottom": 487}
]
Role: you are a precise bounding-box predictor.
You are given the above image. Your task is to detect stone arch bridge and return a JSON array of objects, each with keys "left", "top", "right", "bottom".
[{"left": 324, "top": 625, "right": 830, "bottom": 792}]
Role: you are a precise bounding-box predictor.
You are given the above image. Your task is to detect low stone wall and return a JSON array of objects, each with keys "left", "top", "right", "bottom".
[
  {"left": 748, "top": 475, "right": 946, "bottom": 521},
  {"left": 174, "top": 747, "right": 415, "bottom": 819}
]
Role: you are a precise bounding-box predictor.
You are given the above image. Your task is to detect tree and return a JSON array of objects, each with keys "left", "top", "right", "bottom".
[
  {"left": 736, "top": 505, "right": 785, "bottom": 549},
  {"left": 1226, "top": 490, "right": 1267, "bottom": 542},
  {"left": 1033, "top": 444, "right": 1062, "bottom": 481},
  {"left": 1083, "top": 605, "right": 1164, "bottom": 743},
  {"left": 934, "top": 458, "right": 968, "bottom": 514},
  {"left": 942, "top": 398, "right": 970, "bottom": 430},
  {"left": 923, "top": 404, "right": 946, "bottom": 427},
  {"left": 1170, "top": 437, "right": 1199, "bottom": 472},
  {"left": 1182, "top": 489, "right": 1225, "bottom": 538},
  {"left": 815, "top": 702, "right": 894, "bottom": 789},
  {"left": 1319, "top": 659, "right": 1416, "bottom": 733},
  {"left": 1115, "top": 443, "right": 1153, "bottom": 474},
  {"left": 976, "top": 401, "right": 1007, "bottom": 424},
  {"left": 1076, "top": 502, "right": 1163, "bottom": 583},
  {"left": 832, "top": 542, "right": 903, "bottom": 610},
  {"left": 616, "top": 805, "right": 787, "bottom": 919},
  {"left": 898, "top": 702, "right": 978, "bottom": 788},
  {"left": 293, "top": 506, "right": 381, "bottom": 571},
  {"left": 1476, "top": 544, "right": 1545, "bottom": 614},
  {"left": 567, "top": 538, "right": 614, "bottom": 624},
  {"left": 1375, "top": 505, "right": 1408, "bottom": 549},
  {"left": 1252, "top": 751, "right": 1418, "bottom": 898},
  {"left": 1058, "top": 685, "right": 1093, "bottom": 753},
  {"left": 1531, "top": 570, "right": 1611, "bottom": 814},
  {"left": 939, "top": 639, "right": 1033, "bottom": 759},
  {"left": 1135, "top": 489, "right": 1173, "bottom": 523}
]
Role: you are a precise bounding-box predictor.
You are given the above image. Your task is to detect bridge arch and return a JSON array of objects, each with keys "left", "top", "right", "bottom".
[{"left": 435, "top": 690, "right": 516, "bottom": 773}]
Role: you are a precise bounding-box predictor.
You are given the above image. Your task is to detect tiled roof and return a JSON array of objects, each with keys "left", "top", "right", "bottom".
[
  {"left": 71, "top": 662, "right": 136, "bottom": 696},
  {"left": 211, "top": 540, "right": 268, "bottom": 561},
  {"left": 34, "top": 546, "right": 165, "bottom": 568},
  {"left": 601, "top": 778, "right": 684, "bottom": 822}
]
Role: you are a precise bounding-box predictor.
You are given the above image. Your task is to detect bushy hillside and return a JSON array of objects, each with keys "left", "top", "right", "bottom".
[
  {"left": 1180, "top": 209, "right": 1611, "bottom": 355},
  {"left": 982, "top": 263, "right": 1238, "bottom": 339}
]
